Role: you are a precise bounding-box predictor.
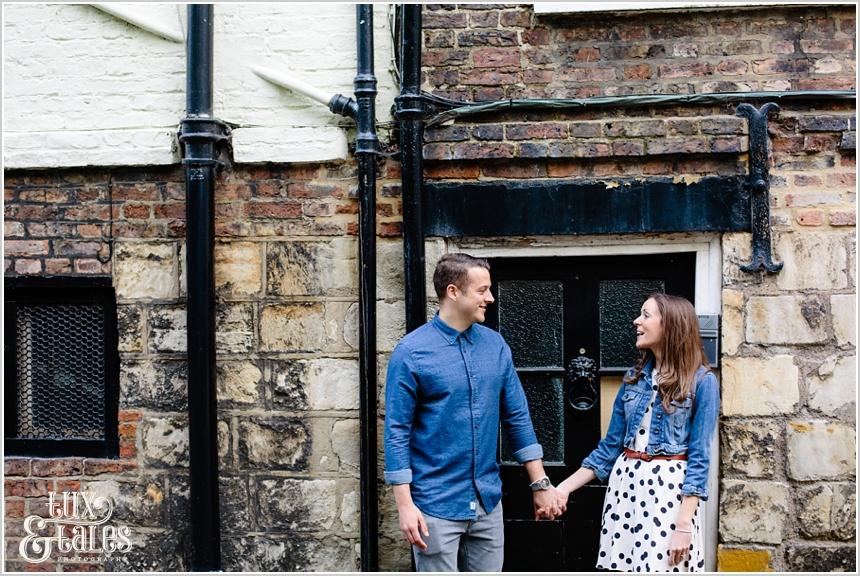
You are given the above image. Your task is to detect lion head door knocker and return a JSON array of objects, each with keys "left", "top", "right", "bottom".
[{"left": 566, "top": 355, "right": 598, "bottom": 411}]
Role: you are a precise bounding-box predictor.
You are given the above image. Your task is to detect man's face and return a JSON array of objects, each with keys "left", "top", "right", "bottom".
[{"left": 451, "top": 266, "right": 495, "bottom": 326}]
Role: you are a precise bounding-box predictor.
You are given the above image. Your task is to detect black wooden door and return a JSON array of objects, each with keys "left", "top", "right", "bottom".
[{"left": 486, "top": 253, "right": 696, "bottom": 571}]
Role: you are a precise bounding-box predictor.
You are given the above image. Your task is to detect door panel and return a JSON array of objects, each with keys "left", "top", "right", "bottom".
[{"left": 488, "top": 253, "right": 696, "bottom": 571}]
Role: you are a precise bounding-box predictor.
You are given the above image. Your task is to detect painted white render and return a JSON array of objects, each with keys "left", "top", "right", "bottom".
[{"left": 3, "top": 3, "right": 398, "bottom": 168}]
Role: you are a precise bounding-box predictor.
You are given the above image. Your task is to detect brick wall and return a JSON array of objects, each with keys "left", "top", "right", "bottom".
[{"left": 3, "top": 161, "right": 404, "bottom": 571}]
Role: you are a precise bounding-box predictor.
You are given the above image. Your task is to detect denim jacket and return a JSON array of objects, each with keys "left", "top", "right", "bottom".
[{"left": 581, "top": 359, "right": 720, "bottom": 500}]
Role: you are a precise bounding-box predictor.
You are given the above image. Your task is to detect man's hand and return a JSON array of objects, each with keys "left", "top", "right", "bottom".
[
  {"left": 533, "top": 486, "right": 567, "bottom": 520},
  {"left": 398, "top": 502, "right": 429, "bottom": 550}
]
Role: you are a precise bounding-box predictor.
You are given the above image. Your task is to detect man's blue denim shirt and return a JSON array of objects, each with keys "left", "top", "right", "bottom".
[
  {"left": 581, "top": 359, "right": 720, "bottom": 500},
  {"left": 384, "top": 314, "right": 543, "bottom": 520}
]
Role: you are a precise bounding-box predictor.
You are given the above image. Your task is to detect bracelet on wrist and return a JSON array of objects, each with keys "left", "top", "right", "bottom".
[{"left": 674, "top": 528, "right": 692, "bottom": 534}]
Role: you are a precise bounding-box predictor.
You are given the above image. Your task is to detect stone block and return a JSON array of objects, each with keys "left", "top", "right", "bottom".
[
  {"left": 331, "top": 419, "right": 360, "bottom": 472},
  {"left": 721, "top": 356, "right": 798, "bottom": 415},
  {"left": 260, "top": 303, "right": 326, "bottom": 352},
  {"left": 121, "top": 361, "right": 187, "bottom": 411},
  {"left": 340, "top": 490, "right": 359, "bottom": 533},
  {"left": 831, "top": 294, "right": 856, "bottom": 346},
  {"left": 775, "top": 232, "right": 848, "bottom": 291},
  {"left": 377, "top": 239, "right": 405, "bottom": 300},
  {"left": 721, "top": 233, "right": 752, "bottom": 285},
  {"left": 218, "top": 476, "right": 250, "bottom": 534},
  {"left": 266, "top": 238, "right": 356, "bottom": 297},
  {"left": 721, "top": 289, "right": 744, "bottom": 356},
  {"left": 719, "top": 480, "right": 789, "bottom": 544},
  {"left": 720, "top": 419, "right": 779, "bottom": 478},
  {"left": 114, "top": 242, "right": 178, "bottom": 300},
  {"left": 166, "top": 474, "right": 190, "bottom": 535},
  {"left": 117, "top": 305, "right": 144, "bottom": 353},
  {"left": 215, "top": 302, "right": 255, "bottom": 354},
  {"left": 268, "top": 359, "right": 310, "bottom": 410},
  {"left": 238, "top": 417, "right": 310, "bottom": 470},
  {"left": 103, "top": 530, "right": 185, "bottom": 572},
  {"left": 339, "top": 301, "right": 360, "bottom": 350},
  {"left": 215, "top": 241, "right": 262, "bottom": 298},
  {"left": 746, "top": 295, "right": 828, "bottom": 344},
  {"left": 785, "top": 545, "right": 856, "bottom": 572},
  {"left": 83, "top": 477, "right": 165, "bottom": 527},
  {"left": 306, "top": 358, "right": 360, "bottom": 410},
  {"left": 218, "top": 420, "right": 231, "bottom": 463},
  {"left": 796, "top": 483, "right": 856, "bottom": 540},
  {"left": 255, "top": 478, "right": 337, "bottom": 530},
  {"left": 141, "top": 415, "right": 189, "bottom": 468},
  {"left": 222, "top": 535, "right": 356, "bottom": 572},
  {"left": 808, "top": 355, "right": 855, "bottom": 417},
  {"left": 716, "top": 547, "right": 774, "bottom": 572},
  {"left": 787, "top": 420, "right": 856, "bottom": 480},
  {"left": 148, "top": 306, "right": 186, "bottom": 353},
  {"left": 377, "top": 299, "right": 406, "bottom": 353},
  {"left": 216, "top": 361, "right": 262, "bottom": 404}
]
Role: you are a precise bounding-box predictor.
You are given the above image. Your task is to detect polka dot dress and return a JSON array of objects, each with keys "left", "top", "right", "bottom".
[{"left": 595, "top": 377, "right": 704, "bottom": 573}]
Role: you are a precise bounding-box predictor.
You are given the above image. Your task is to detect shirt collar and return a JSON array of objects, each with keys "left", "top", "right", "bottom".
[{"left": 432, "top": 313, "right": 475, "bottom": 344}]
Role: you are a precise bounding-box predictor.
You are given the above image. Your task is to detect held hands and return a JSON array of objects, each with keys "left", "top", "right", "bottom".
[
  {"left": 533, "top": 486, "right": 568, "bottom": 520},
  {"left": 397, "top": 502, "right": 429, "bottom": 550}
]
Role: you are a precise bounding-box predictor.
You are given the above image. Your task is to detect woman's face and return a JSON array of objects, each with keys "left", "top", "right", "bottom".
[{"left": 633, "top": 297, "right": 664, "bottom": 352}]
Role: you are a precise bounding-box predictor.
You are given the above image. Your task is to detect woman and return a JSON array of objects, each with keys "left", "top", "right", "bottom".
[{"left": 556, "top": 293, "right": 719, "bottom": 572}]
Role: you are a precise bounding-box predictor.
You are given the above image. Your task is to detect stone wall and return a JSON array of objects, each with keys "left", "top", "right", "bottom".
[{"left": 3, "top": 161, "right": 404, "bottom": 571}]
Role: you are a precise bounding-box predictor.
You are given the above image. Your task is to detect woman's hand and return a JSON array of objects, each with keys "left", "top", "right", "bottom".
[{"left": 668, "top": 528, "right": 692, "bottom": 566}]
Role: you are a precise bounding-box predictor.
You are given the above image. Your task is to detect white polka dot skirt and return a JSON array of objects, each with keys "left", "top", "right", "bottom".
[{"left": 595, "top": 386, "right": 704, "bottom": 572}]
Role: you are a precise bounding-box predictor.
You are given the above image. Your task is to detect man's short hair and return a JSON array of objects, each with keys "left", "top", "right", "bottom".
[{"left": 432, "top": 253, "right": 491, "bottom": 299}]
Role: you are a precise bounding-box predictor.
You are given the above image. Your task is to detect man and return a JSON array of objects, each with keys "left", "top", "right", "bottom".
[{"left": 384, "top": 253, "right": 567, "bottom": 572}]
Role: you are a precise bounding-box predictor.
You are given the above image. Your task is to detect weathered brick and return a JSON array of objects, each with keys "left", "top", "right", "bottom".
[
  {"left": 481, "top": 163, "right": 546, "bottom": 178},
  {"left": 424, "top": 125, "right": 469, "bottom": 143},
  {"left": 796, "top": 209, "right": 825, "bottom": 226},
  {"left": 505, "top": 123, "right": 567, "bottom": 140},
  {"left": 31, "top": 458, "right": 83, "bottom": 477},
  {"left": 423, "top": 11, "right": 467, "bottom": 29},
  {"left": 468, "top": 10, "right": 499, "bottom": 29},
  {"left": 452, "top": 142, "right": 515, "bottom": 160},
  {"left": 424, "top": 30, "right": 454, "bottom": 48},
  {"left": 472, "top": 125, "right": 504, "bottom": 141},
  {"left": 424, "top": 163, "right": 480, "bottom": 179},
  {"left": 457, "top": 29, "right": 518, "bottom": 47},
  {"left": 14, "top": 259, "right": 42, "bottom": 275},
  {"left": 658, "top": 62, "right": 712, "bottom": 78},
  {"left": 5, "top": 240, "right": 49, "bottom": 256},
  {"left": 829, "top": 210, "right": 856, "bottom": 226},
  {"left": 798, "top": 115, "right": 851, "bottom": 132},
  {"left": 472, "top": 47, "right": 520, "bottom": 68},
  {"left": 245, "top": 202, "right": 302, "bottom": 219},
  {"left": 4, "top": 479, "right": 52, "bottom": 497},
  {"left": 460, "top": 69, "right": 519, "bottom": 85},
  {"left": 522, "top": 27, "right": 550, "bottom": 45},
  {"left": 799, "top": 38, "right": 854, "bottom": 53},
  {"left": 623, "top": 64, "right": 651, "bottom": 80},
  {"left": 5, "top": 458, "right": 30, "bottom": 476}
]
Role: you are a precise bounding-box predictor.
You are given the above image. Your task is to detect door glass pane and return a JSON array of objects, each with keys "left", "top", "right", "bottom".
[
  {"left": 498, "top": 280, "right": 563, "bottom": 368},
  {"left": 501, "top": 374, "right": 564, "bottom": 464},
  {"left": 599, "top": 279, "right": 664, "bottom": 370}
]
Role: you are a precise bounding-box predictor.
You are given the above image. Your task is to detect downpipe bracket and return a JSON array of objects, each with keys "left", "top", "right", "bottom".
[{"left": 179, "top": 117, "right": 232, "bottom": 168}]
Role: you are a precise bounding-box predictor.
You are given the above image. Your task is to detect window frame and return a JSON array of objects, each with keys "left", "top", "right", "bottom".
[{"left": 4, "top": 276, "right": 120, "bottom": 458}]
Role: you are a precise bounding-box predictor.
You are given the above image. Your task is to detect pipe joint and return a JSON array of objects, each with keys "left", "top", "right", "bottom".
[
  {"left": 328, "top": 94, "right": 359, "bottom": 119},
  {"left": 394, "top": 94, "right": 426, "bottom": 119},
  {"left": 179, "top": 117, "right": 231, "bottom": 167}
]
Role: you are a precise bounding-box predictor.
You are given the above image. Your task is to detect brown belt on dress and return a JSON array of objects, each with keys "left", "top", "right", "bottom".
[{"left": 623, "top": 448, "right": 687, "bottom": 462}]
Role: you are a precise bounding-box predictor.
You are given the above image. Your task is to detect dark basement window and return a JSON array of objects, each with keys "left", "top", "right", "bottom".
[{"left": 5, "top": 276, "right": 119, "bottom": 457}]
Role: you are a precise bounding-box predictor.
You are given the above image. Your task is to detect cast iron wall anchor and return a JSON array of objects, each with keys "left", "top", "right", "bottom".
[{"left": 735, "top": 102, "right": 784, "bottom": 274}]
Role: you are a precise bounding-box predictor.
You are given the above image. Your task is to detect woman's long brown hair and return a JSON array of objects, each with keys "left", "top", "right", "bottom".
[{"left": 623, "top": 293, "right": 711, "bottom": 411}]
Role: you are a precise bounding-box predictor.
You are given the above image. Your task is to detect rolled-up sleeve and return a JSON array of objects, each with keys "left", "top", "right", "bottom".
[
  {"left": 383, "top": 344, "right": 418, "bottom": 485},
  {"left": 499, "top": 342, "right": 543, "bottom": 463}
]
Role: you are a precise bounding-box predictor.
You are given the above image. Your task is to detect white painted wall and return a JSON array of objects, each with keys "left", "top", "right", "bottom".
[{"left": 3, "top": 3, "right": 398, "bottom": 168}]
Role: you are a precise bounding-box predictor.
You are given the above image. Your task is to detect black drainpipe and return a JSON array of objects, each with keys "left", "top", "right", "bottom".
[
  {"left": 396, "top": 5, "right": 426, "bottom": 333},
  {"left": 355, "top": 4, "right": 379, "bottom": 572},
  {"left": 179, "top": 4, "right": 228, "bottom": 571}
]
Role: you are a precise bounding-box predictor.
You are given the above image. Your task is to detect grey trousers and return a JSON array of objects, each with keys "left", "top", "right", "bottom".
[{"left": 413, "top": 502, "right": 504, "bottom": 572}]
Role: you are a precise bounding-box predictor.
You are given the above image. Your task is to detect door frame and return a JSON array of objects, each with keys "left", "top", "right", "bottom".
[{"left": 438, "top": 232, "right": 721, "bottom": 572}]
